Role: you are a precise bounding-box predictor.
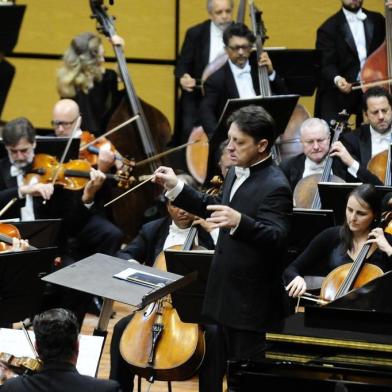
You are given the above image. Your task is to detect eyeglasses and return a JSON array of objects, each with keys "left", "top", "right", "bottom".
[
  {"left": 226, "top": 44, "right": 253, "bottom": 52},
  {"left": 51, "top": 117, "right": 78, "bottom": 128}
]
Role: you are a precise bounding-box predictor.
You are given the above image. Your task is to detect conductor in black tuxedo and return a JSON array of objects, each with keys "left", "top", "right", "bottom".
[
  {"left": 315, "top": 0, "right": 388, "bottom": 126},
  {"left": 154, "top": 105, "right": 292, "bottom": 383},
  {"left": 173, "top": 0, "right": 234, "bottom": 145},
  {"left": 1, "top": 308, "right": 121, "bottom": 391},
  {"left": 110, "top": 174, "right": 220, "bottom": 392},
  {"left": 200, "top": 22, "right": 288, "bottom": 140}
]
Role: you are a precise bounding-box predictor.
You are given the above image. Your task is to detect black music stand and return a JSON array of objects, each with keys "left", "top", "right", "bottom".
[
  {"left": 0, "top": 247, "right": 57, "bottom": 327},
  {"left": 13, "top": 219, "right": 61, "bottom": 248},
  {"left": 285, "top": 208, "right": 335, "bottom": 268},
  {"left": 0, "top": 4, "right": 26, "bottom": 117},
  {"left": 164, "top": 249, "right": 214, "bottom": 324},
  {"left": 35, "top": 137, "right": 81, "bottom": 161},
  {"left": 206, "top": 94, "right": 299, "bottom": 182},
  {"left": 318, "top": 183, "right": 392, "bottom": 224},
  {"left": 266, "top": 49, "right": 320, "bottom": 96},
  {"left": 42, "top": 253, "right": 196, "bottom": 337}
]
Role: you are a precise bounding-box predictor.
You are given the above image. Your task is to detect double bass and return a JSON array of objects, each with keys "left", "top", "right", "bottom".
[{"left": 90, "top": 1, "right": 171, "bottom": 241}]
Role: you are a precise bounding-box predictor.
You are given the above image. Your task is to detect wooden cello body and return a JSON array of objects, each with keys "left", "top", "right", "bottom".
[
  {"left": 90, "top": 1, "right": 171, "bottom": 241},
  {"left": 119, "top": 226, "right": 206, "bottom": 382}
]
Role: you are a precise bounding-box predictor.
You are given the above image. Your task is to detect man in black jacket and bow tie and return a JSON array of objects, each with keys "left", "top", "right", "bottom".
[
  {"left": 314, "top": 0, "right": 388, "bottom": 126},
  {"left": 154, "top": 105, "right": 292, "bottom": 390}
]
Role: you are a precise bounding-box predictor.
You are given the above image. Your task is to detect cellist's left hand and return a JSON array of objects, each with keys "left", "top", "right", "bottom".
[
  {"left": 367, "top": 227, "right": 392, "bottom": 256},
  {"left": 258, "top": 52, "right": 274, "bottom": 75}
]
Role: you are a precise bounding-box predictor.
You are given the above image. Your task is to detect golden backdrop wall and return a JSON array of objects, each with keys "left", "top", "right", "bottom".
[{"left": 2, "top": 0, "right": 386, "bottom": 130}]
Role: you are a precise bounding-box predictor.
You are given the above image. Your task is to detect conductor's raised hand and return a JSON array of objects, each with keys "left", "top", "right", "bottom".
[
  {"left": 153, "top": 166, "right": 178, "bottom": 190},
  {"left": 206, "top": 205, "right": 241, "bottom": 229}
]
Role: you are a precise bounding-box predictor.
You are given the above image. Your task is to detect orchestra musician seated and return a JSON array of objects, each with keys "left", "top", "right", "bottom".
[
  {"left": 284, "top": 184, "right": 392, "bottom": 300},
  {"left": 279, "top": 117, "right": 381, "bottom": 193},
  {"left": 110, "top": 174, "right": 224, "bottom": 392},
  {"left": 0, "top": 308, "right": 121, "bottom": 391},
  {"left": 0, "top": 117, "right": 122, "bottom": 325}
]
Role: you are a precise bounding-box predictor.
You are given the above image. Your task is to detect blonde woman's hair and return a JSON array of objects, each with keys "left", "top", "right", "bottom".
[{"left": 57, "top": 32, "right": 103, "bottom": 97}]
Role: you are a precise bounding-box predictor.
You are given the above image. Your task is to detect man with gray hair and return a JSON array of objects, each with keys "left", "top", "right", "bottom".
[{"left": 280, "top": 115, "right": 382, "bottom": 191}]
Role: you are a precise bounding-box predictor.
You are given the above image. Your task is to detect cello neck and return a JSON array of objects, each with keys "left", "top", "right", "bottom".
[
  {"left": 249, "top": 1, "right": 271, "bottom": 97},
  {"left": 236, "top": 0, "right": 246, "bottom": 23},
  {"left": 182, "top": 224, "right": 199, "bottom": 251},
  {"left": 335, "top": 242, "right": 372, "bottom": 299}
]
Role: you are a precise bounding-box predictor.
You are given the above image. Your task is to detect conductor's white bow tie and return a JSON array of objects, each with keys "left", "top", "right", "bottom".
[{"left": 234, "top": 166, "right": 250, "bottom": 179}]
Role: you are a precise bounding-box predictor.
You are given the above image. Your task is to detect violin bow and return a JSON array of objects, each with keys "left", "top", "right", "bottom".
[
  {"left": 50, "top": 116, "right": 82, "bottom": 186},
  {"left": 351, "top": 78, "right": 392, "bottom": 91},
  {"left": 79, "top": 114, "right": 139, "bottom": 151},
  {"left": 21, "top": 322, "right": 39, "bottom": 360},
  {"left": 0, "top": 197, "right": 18, "bottom": 218}
]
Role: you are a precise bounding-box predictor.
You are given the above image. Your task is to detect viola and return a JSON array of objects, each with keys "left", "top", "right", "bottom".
[
  {"left": 24, "top": 154, "right": 132, "bottom": 191},
  {"left": 0, "top": 352, "right": 42, "bottom": 384},
  {"left": 119, "top": 223, "right": 206, "bottom": 383}
]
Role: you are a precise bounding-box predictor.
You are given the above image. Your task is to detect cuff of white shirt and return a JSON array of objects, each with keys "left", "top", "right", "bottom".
[
  {"left": 347, "top": 160, "right": 360, "bottom": 178},
  {"left": 334, "top": 75, "right": 343, "bottom": 86},
  {"left": 165, "top": 180, "right": 184, "bottom": 201},
  {"left": 268, "top": 70, "right": 276, "bottom": 82},
  {"left": 84, "top": 201, "right": 94, "bottom": 209}
]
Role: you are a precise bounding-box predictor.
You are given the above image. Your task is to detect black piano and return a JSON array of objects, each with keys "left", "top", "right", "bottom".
[{"left": 228, "top": 271, "right": 392, "bottom": 391}]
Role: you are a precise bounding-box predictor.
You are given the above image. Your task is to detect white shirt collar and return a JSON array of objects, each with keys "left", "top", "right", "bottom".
[{"left": 342, "top": 7, "right": 367, "bottom": 22}]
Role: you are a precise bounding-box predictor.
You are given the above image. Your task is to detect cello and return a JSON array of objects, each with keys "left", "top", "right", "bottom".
[
  {"left": 293, "top": 111, "right": 349, "bottom": 209},
  {"left": 119, "top": 224, "right": 206, "bottom": 383},
  {"left": 90, "top": 1, "right": 171, "bottom": 241}
]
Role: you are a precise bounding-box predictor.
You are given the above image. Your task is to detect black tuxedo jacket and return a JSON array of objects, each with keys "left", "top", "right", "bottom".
[
  {"left": 315, "top": 8, "right": 385, "bottom": 122},
  {"left": 1, "top": 362, "right": 121, "bottom": 392},
  {"left": 173, "top": 157, "right": 292, "bottom": 332},
  {"left": 116, "top": 216, "right": 215, "bottom": 266},
  {"left": 279, "top": 153, "right": 307, "bottom": 191},
  {"left": 200, "top": 54, "right": 288, "bottom": 138}
]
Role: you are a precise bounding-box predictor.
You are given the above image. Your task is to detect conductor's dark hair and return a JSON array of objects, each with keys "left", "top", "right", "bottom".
[
  {"left": 2, "top": 117, "right": 35, "bottom": 146},
  {"left": 362, "top": 86, "right": 392, "bottom": 111},
  {"left": 341, "top": 183, "right": 380, "bottom": 252},
  {"left": 33, "top": 308, "right": 79, "bottom": 363},
  {"left": 227, "top": 105, "right": 276, "bottom": 151},
  {"left": 223, "top": 22, "right": 255, "bottom": 46}
]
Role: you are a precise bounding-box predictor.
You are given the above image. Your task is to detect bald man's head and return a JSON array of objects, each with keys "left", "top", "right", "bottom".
[{"left": 52, "top": 99, "right": 80, "bottom": 137}]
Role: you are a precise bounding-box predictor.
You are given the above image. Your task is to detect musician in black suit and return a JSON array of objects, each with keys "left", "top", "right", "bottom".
[
  {"left": 173, "top": 0, "right": 234, "bottom": 145},
  {"left": 315, "top": 0, "right": 387, "bottom": 126},
  {"left": 329, "top": 86, "right": 391, "bottom": 185},
  {"left": 110, "top": 174, "right": 220, "bottom": 392},
  {"left": 200, "top": 23, "right": 287, "bottom": 139},
  {"left": 1, "top": 308, "right": 121, "bottom": 391},
  {"left": 154, "top": 105, "right": 292, "bottom": 379},
  {"left": 279, "top": 115, "right": 382, "bottom": 192}
]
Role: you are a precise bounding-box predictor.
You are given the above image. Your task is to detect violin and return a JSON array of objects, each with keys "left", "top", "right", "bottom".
[
  {"left": 24, "top": 154, "right": 132, "bottom": 191},
  {"left": 119, "top": 223, "right": 205, "bottom": 383},
  {"left": 0, "top": 223, "right": 33, "bottom": 252},
  {"left": 0, "top": 352, "right": 42, "bottom": 384}
]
